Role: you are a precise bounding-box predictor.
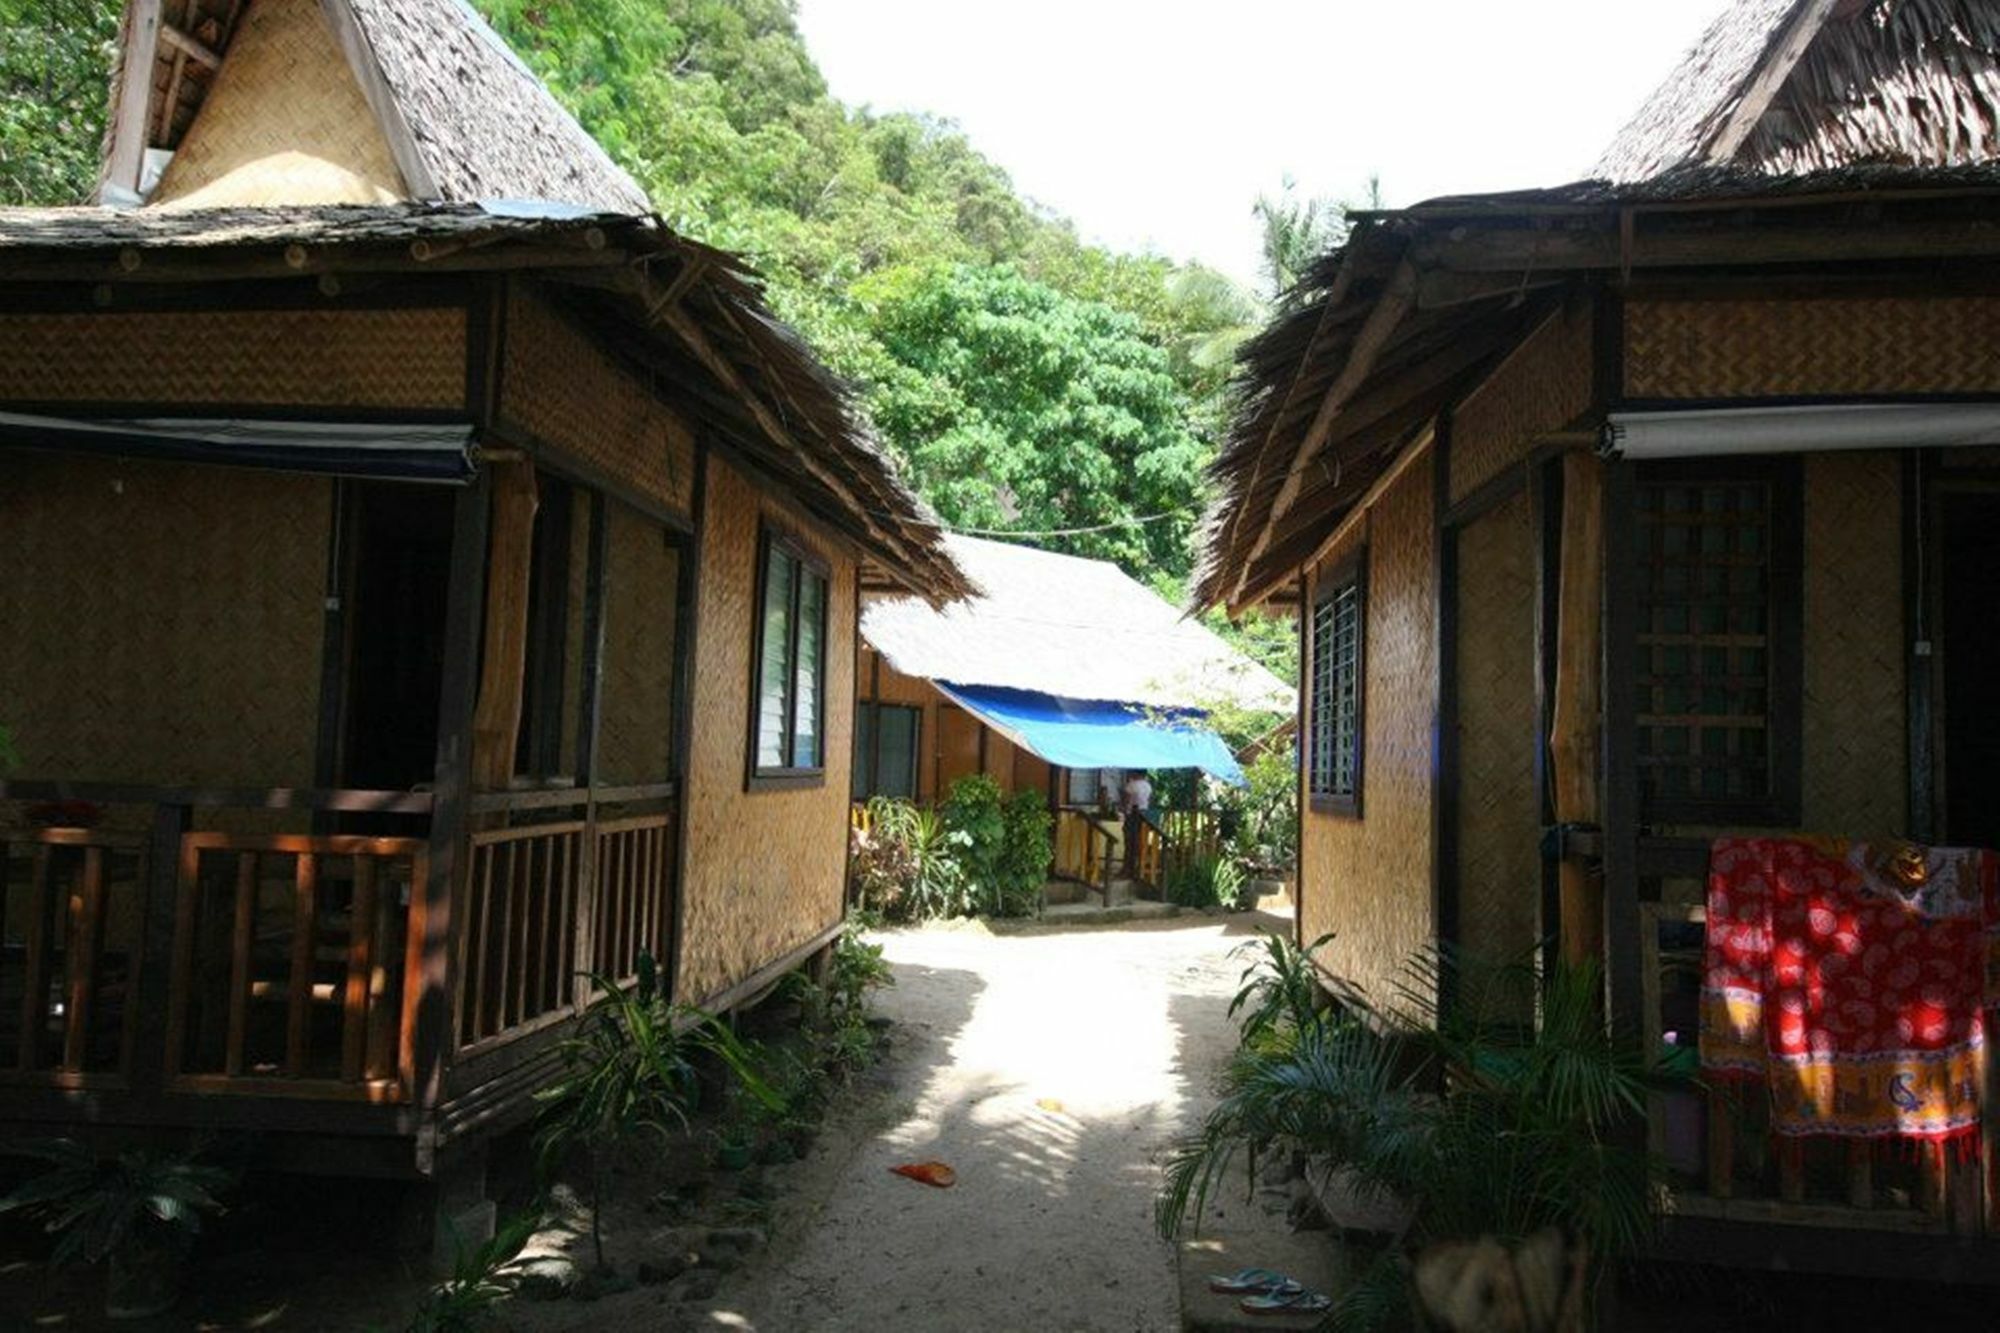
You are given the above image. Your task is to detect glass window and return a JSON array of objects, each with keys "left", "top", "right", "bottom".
[
  {"left": 752, "top": 535, "right": 828, "bottom": 778},
  {"left": 1309, "top": 562, "right": 1364, "bottom": 812},
  {"left": 853, "top": 703, "right": 920, "bottom": 800}
]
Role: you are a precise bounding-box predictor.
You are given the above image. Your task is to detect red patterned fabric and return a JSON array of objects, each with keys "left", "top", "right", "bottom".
[{"left": 1701, "top": 836, "right": 1998, "bottom": 1142}]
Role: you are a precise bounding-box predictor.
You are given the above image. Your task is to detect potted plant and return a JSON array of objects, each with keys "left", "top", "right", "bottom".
[{"left": 0, "top": 1139, "right": 230, "bottom": 1320}]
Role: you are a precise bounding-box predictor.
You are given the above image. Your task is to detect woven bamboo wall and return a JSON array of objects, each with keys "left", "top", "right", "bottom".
[
  {"left": 0, "top": 308, "right": 465, "bottom": 411},
  {"left": 676, "top": 457, "right": 854, "bottom": 1003},
  {"left": 151, "top": 0, "right": 405, "bottom": 208},
  {"left": 1800, "top": 452, "right": 1905, "bottom": 836},
  {"left": 1300, "top": 446, "right": 1437, "bottom": 1003},
  {"left": 500, "top": 291, "right": 695, "bottom": 519},
  {"left": 0, "top": 453, "right": 328, "bottom": 789},
  {"left": 1452, "top": 488, "right": 1541, "bottom": 1013},
  {"left": 1449, "top": 303, "right": 1593, "bottom": 505},
  {"left": 596, "top": 501, "right": 680, "bottom": 787},
  {"left": 1626, "top": 297, "right": 2000, "bottom": 399}
]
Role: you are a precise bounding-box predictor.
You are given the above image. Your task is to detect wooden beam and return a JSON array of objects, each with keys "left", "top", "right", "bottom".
[
  {"left": 1235, "top": 257, "right": 1418, "bottom": 601},
  {"left": 1550, "top": 451, "right": 1604, "bottom": 968},
  {"left": 469, "top": 459, "right": 539, "bottom": 792},
  {"left": 99, "top": 0, "right": 162, "bottom": 200},
  {"left": 156, "top": 49, "right": 187, "bottom": 143},
  {"left": 159, "top": 22, "right": 221, "bottom": 68},
  {"left": 317, "top": 0, "right": 435, "bottom": 197},
  {"left": 1704, "top": 0, "right": 1840, "bottom": 164},
  {"left": 1413, "top": 217, "right": 2000, "bottom": 274}
]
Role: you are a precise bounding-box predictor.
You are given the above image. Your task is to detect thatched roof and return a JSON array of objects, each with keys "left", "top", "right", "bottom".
[
  {"left": 863, "top": 535, "right": 1294, "bottom": 713},
  {"left": 1597, "top": 0, "right": 2000, "bottom": 182},
  {"left": 1193, "top": 167, "right": 2000, "bottom": 612},
  {"left": 99, "top": 0, "right": 648, "bottom": 212},
  {"left": 0, "top": 201, "right": 970, "bottom": 603}
]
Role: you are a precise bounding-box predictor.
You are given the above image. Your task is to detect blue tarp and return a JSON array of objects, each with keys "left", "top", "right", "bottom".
[{"left": 937, "top": 682, "right": 1245, "bottom": 786}]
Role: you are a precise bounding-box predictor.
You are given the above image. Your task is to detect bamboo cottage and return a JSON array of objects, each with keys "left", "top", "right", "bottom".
[
  {"left": 0, "top": 0, "right": 965, "bottom": 1240},
  {"left": 1196, "top": 0, "right": 2000, "bottom": 1280},
  {"left": 855, "top": 534, "right": 1291, "bottom": 893}
]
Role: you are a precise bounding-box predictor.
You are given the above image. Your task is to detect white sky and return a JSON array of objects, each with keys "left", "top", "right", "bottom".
[{"left": 794, "top": 1, "right": 1731, "bottom": 287}]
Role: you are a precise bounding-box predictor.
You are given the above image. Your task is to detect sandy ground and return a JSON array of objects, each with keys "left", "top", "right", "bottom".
[{"left": 702, "top": 912, "right": 1282, "bottom": 1333}]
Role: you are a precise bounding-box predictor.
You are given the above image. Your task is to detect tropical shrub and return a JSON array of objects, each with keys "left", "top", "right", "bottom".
[
  {"left": 1160, "top": 945, "right": 1663, "bottom": 1330},
  {"left": 939, "top": 776, "right": 1048, "bottom": 917},
  {"left": 405, "top": 1208, "right": 541, "bottom": 1333},
  {"left": 1164, "top": 850, "right": 1246, "bottom": 910},
  {"left": 1229, "top": 743, "right": 1298, "bottom": 874},
  {"left": 0, "top": 1139, "right": 231, "bottom": 1319},
  {"left": 534, "top": 952, "right": 773, "bottom": 1269},
  {"left": 851, "top": 797, "right": 970, "bottom": 920}
]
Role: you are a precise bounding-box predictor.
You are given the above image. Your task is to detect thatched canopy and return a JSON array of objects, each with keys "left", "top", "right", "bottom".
[
  {"left": 0, "top": 201, "right": 971, "bottom": 603},
  {"left": 1193, "top": 165, "right": 2000, "bottom": 613},
  {"left": 98, "top": 0, "right": 649, "bottom": 211},
  {"left": 1597, "top": 0, "right": 2000, "bottom": 182},
  {"left": 864, "top": 535, "right": 1293, "bottom": 712}
]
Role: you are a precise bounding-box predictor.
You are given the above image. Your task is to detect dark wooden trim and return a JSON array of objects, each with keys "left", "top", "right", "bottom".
[
  {"left": 0, "top": 399, "right": 473, "bottom": 428},
  {"left": 465, "top": 281, "right": 501, "bottom": 426},
  {"left": 1905, "top": 449, "right": 1935, "bottom": 842},
  {"left": 122, "top": 802, "right": 188, "bottom": 1101},
  {"left": 1534, "top": 455, "right": 1563, "bottom": 978},
  {"left": 1442, "top": 460, "right": 1528, "bottom": 531},
  {"left": 1305, "top": 547, "right": 1367, "bottom": 818},
  {"left": 482, "top": 416, "right": 695, "bottom": 535},
  {"left": 1591, "top": 281, "right": 1624, "bottom": 418},
  {"left": 745, "top": 520, "right": 832, "bottom": 790},
  {"left": 1650, "top": 1213, "right": 2000, "bottom": 1284},
  {"left": 1432, "top": 413, "right": 1459, "bottom": 1020},
  {"left": 1600, "top": 458, "right": 1642, "bottom": 1036},
  {"left": 311, "top": 479, "right": 351, "bottom": 794},
  {"left": 669, "top": 440, "right": 708, "bottom": 1002},
  {"left": 417, "top": 471, "right": 492, "bottom": 1108},
  {"left": 518, "top": 471, "right": 574, "bottom": 779},
  {"left": 0, "top": 780, "right": 434, "bottom": 813},
  {"left": 574, "top": 489, "right": 609, "bottom": 787},
  {"left": 1294, "top": 572, "right": 1309, "bottom": 953},
  {"left": 1615, "top": 391, "right": 2000, "bottom": 414},
  {"left": 0, "top": 275, "right": 482, "bottom": 317}
]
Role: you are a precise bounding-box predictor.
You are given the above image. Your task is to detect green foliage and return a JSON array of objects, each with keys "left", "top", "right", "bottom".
[
  {"left": 860, "top": 263, "right": 1207, "bottom": 580},
  {"left": 1227, "top": 931, "right": 1333, "bottom": 1051},
  {"left": 1160, "top": 946, "right": 1667, "bottom": 1330},
  {"left": 1164, "top": 849, "right": 1245, "bottom": 910},
  {"left": 824, "top": 917, "right": 893, "bottom": 1025},
  {"left": 939, "top": 774, "right": 1049, "bottom": 917},
  {"left": 404, "top": 1208, "right": 541, "bottom": 1333},
  {"left": 534, "top": 951, "right": 773, "bottom": 1267},
  {"left": 850, "top": 797, "right": 971, "bottom": 920},
  {"left": 1221, "top": 741, "right": 1298, "bottom": 873},
  {"left": 0, "top": 1138, "right": 230, "bottom": 1270},
  {"left": 0, "top": 0, "right": 117, "bottom": 206}
]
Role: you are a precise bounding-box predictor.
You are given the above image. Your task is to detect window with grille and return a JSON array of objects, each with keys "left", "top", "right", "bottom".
[
  {"left": 751, "top": 531, "right": 829, "bottom": 783},
  {"left": 1633, "top": 460, "right": 1801, "bottom": 824},
  {"left": 1309, "top": 557, "right": 1365, "bottom": 814}
]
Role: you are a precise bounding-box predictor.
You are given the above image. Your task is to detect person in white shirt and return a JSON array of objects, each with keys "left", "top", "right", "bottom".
[{"left": 1121, "top": 771, "right": 1153, "bottom": 878}]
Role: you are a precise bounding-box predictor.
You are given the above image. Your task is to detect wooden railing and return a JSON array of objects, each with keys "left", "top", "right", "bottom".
[
  {"left": 0, "top": 828, "right": 149, "bottom": 1083},
  {"left": 165, "top": 834, "right": 426, "bottom": 1100},
  {"left": 459, "top": 821, "right": 583, "bottom": 1050},
  {"left": 1054, "top": 810, "right": 1115, "bottom": 889},
  {"left": 591, "top": 813, "right": 673, "bottom": 983}
]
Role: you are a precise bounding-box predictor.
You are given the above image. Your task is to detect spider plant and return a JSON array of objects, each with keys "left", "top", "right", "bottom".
[
  {"left": 533, "top": 951, "right": 775, "bottom": 1270},
  {"left": 1161, "top": 942, "right": 1664, "bottom": 1331}
]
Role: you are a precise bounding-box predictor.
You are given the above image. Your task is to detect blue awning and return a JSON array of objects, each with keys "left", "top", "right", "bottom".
[
  {"left": 937, "top": 682, "right": 1245, "bottom": 786},
  {"left": 0, "top": 411, "right": 477, "bottom": 483}
]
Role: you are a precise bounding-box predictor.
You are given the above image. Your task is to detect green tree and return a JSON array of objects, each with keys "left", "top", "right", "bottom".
[
  {"left": 860, "top": 262, "right": 1207, "bottom": 580},
  {"left": 0, "top": 0, "right": 117, "bottom": 206}
]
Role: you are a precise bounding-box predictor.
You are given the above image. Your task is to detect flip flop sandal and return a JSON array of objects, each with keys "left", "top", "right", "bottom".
[
  {"left": 1240, "top": 1283, "right": 1333, "bottom": 1315},
  {"left": 1206, "top": 1267, "right": 1291, "bottom": 1294}
]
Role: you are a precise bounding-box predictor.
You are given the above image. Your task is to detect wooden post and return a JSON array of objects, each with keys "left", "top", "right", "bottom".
[
  {"left": 469, "top": 461, "right": 539, "bottom": 793},
  {"left": 1549, "top": 451, "right": 1604, "bottom": 967}
]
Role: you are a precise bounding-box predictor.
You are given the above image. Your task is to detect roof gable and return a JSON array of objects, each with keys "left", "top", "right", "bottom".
[
  {"left": 863, "top": 534, "right": 1295, "bottom": 713},
  {"left": 1596, "top": 0, "right": 2000, "bottom": 182},
  {"left": 100, "top": 0, "right": 649, "bottom": 213}
]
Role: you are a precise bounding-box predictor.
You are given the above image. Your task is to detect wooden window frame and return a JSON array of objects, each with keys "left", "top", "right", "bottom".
[
  {"left": 1631, "top": 457, "right": 1803, "bottom": 827},
  {"left": 1308, "top": 550, "right": 1367, "bottom": 818},
  {"left": 746, "top": 524, "right": 831, "bottom": 790}
]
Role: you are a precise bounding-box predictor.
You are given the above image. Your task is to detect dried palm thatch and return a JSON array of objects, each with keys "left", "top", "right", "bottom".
[
  {"left": 1597, "top": 0, "right": 2000, "bottom": 183},
  {"left": 99, "top": 0, "right": 649, "bottom": 212},
  {"left": 1193, "top": 166, "right": 2000, "bottom": 614},
  {"left": 0, "top": 201, "right": 969, "bottom": 603}
]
